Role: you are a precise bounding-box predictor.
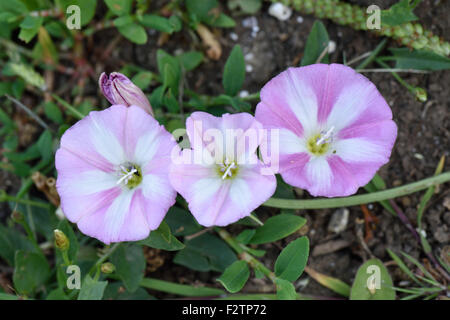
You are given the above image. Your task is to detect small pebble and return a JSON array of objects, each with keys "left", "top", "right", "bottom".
[
  {"left": 229, "top": 32, "right": 238, "bottom": 41},
  {"left": 246, "top": 65, "right": 253, "bottom": 73},
  {"left": 296, "top": 16, "right": 304, "bottom": 23},
  {"left": 244, "top": 52, "right": 254, "bottom": 61},
  {"left": 328, "top": 208, "right": 350, "bottom": 233},
  {"left": 443, "top": 197, "right": 450, "bottom": 210},
  {"left": 239, "top": 90, "right": 249, "bottom": 98},
  {"left": 328, "top": 40, "right": 336, "bottom": 53},
  {"left": 268, "top": 2, "right": 292, "bottom": 21},
  {"left": 242, "top": 16, "right": 258, "bottom": 28}
]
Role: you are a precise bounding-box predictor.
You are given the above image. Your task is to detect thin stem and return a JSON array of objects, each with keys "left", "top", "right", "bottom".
[
  {"left": 357, "top": 68, "right": 429, "bottom": 74},
  {"left": 88, "top": 243, "right": 121, "bottom": 276},
  {"left": 264, "top": 172, "right": 450, "bottom": 209},
  {"left": 216, "top": 228, "right": 276, "bottom": 282},
  {"left": 61, "top": 250, "right": 71, "bottom": 266},
  {"left": 249, "top": 214, "right": 264, "bottom": 226},
  {"left": 5, "top": 94, "right": 50, "bottom": 130},
  {"left": 241, "top": 92, "right": 260, "bottom": 102},
  {"left": 355, "top": 38, "right": 387, "bottom": 70},
  {"left": 0, "top": 192, "right": 51, "bottom": 209}
]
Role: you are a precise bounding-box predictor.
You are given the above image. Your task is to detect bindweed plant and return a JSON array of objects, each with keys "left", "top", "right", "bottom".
[{"left": 0, "top": 0, "right": 449, "bottom": 303}]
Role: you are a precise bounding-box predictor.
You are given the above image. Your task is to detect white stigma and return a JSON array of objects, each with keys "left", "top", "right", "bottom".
[
  {"left": 117, "top": 165, "right": 137, "bottom": 185},
  {"left": 316, "top": 126, "right": 335, "bottom": 146},
  {"left": 220, "top": 158, "right": 236, "bottom": 180}
]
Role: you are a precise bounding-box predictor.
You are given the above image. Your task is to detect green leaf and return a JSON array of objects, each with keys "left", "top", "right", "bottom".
[
  {"left": 157, "top": 49, "right": 181, "bottom": 94},
  {"left": 275, "top": 236, "right": 309, "bottom": 282},
  {"left": 208, "top": 13, "right": 236, "bottom": 28},
  {"left": 0, "top": 293, "right": 19, "bottom": 300},
  {"left": 18, "top": 16, "right": 43, "bottom": 43},
  {"left": 228, "top": 0, "right": 262, "bottom": 14},
  {"left": 0, "top": 224, "right": 35, "bottom": 266},
  {"left": 113, "top": 15, "right": 134, "bottom": 27},
  {"left": 105, "top": 0, "right": 132, "bottom": 16},
  {"left": 350, "top": 259, "right": 395, "bottom": 300},
  {"left": 13, "top": 250, "right": 50, "bottom": 295},
  {"left": 46, "top": 288, "right": 69, "bottom": 300},
  {"left": 178, "top": 51, "right": 204, "bottom": 71},
  {"left": 139, "top": 14, "right": 175, "bottom": 33},
  {"left": 248, "top": 214, "right": 306, "bottom": 245},
  {"left": 235, "top": 229, "right": 256, "bottom": 244},
  {"left": 7, "top": 62, "right": 46, "bottom": 90},
  {"left": 301, "top": 21, "right": 329, "bottom": 66},
  {"left": 36, "top": 130, "right": 52, "bottom": 162},
  {"left": 44, "top": 101, "right": 63, "bottom": 124},
  {"left": 165, "top": 206, "right": 202, "bottom": 236},
  {"left": 104, "top": 282, "right": 154, "bottom": 300},
  {"left": 173, "top": 247, "right": 211, "bottom": 272},
  {"left": 118, "top": 23, "right": 147, "bottom": 44},
  {"left": 223, "top": 45, "right": 245, "bottom": 96},
  {"left": 186, "top": 0, "right": 217, "bottom": 23},
  {"left": 389, "top": 48, "right": 450, "bottom": 71},
  {"left": 169, "top": 15, "right": 182, "bottom": 32},
  {"left": 275, "top": 278, "right": 297, "bottom": 300},
  {"left": 174, "top": 233, "right": 237, "bottom": 272},
  {"left": 381, "top": 0, "right": 420, "bottom": 26},
  {"left": 0, "top": 0, "right": 28, "bottom": 15},
  {"left": 138, "top": 221, "right": 185, "bottom": 251},
  {"left": 217, "top": 260, "right": 250, "bottom": 293},
  {"left": 163, "top": 88, "right": 180, "bottom": 112},
  {"left": 110, "top": 244, "right": 146, "bottom": 292},
  {"left": 78, "top": 275, "right": 108, "bottom": 300},
  {"left": 131, "top": 71, "right": 153, "bottom": 90}
]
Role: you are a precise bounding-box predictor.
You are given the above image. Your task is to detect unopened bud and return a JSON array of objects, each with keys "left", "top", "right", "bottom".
[
  {"left": 414, "top": 87, "right": 427, "bottom": 102},
  {"left": 101, "top": 262, "right": 115, "bottom": 274},
  {"left": 99, "top": 72, "right": 154, "bottom": 116},
  {"left": 54, "top": 229, "right": 69, "bottom": 251}
]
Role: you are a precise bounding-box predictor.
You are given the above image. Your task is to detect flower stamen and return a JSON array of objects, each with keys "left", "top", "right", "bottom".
[
  {"left": 316, "top": 125, "right": 335, "bottom": 146},
  {"left": 219, "top": 158, "right": 238, "bottom": 180}
]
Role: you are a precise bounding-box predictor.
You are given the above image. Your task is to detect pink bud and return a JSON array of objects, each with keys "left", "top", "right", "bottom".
[{"left": 99, "top": 72, "right": 154, "bottom": 116}]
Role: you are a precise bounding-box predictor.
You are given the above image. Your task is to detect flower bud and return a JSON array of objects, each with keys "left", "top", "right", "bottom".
[
  {"left": 414, "top": 87, "right": 427, "bottom": 103},
  {"left": 54, "top": 229, "right": 69, "bottom": 251},
  {"left": 99, "top": 72, "right": 154, "bottom": 116},
  {"left": 101, "top": 262, "right": 115, "bottom": 274}
]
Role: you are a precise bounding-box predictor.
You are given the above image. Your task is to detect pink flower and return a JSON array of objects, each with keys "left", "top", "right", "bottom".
[
  {"left": 99, "top": 72, "right": 154, "bottom": 116},
  {"left": 169, "top": 112, "right": 276, "bottom": 227},
  {"left": 256, "top": 64, "right": 397, "bottom": 197},
  {"left": 55, "top": 105, "right": 177, "bottom": 244}
]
